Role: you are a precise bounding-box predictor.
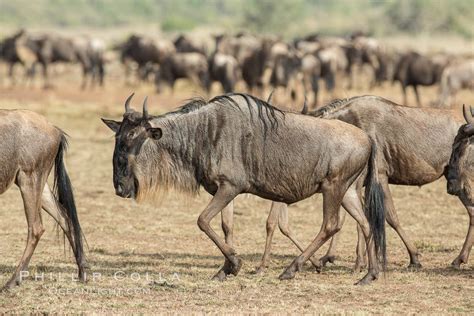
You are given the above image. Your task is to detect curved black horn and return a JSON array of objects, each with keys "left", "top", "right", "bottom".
[
  {"left": 301, "top": 95, "right": 308, "bottom": 114},
  {"left": 124, "top": 93, "right": 135, "bottom": 113},
  {"left": 266, "top": 89, "right": 275, "bottom": 104},
  {"left": 143, "top": 96, "right": 149, "bottom": 119},
  {"left": 463, "top": 104, "right": 474, "bottom": 125}
]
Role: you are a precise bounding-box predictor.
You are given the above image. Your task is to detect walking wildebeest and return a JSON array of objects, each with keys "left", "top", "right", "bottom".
[
  {"left": 393, "top": 51, "right": 447, "bottom": 106},
  {"left": 248, "top": 96, "right": 469, "bottom": 271},
  {"left": 446, "top": 105, "right": 474, "bottom": 266},
  {"left": 0, "top": 110, "right": 85, "bottom": 290},
  {"left": 208, "top": 52, "right": 240, "bottom": 93},
  {"left": 101, "top": 93, "right": 386, "bottom": 285},
  {"left": 4, "top": 31, "right": 106, "bottom": 89},
  {"left": 269, "top": 51, "right": 301, "bottom": 101},
  {"left": 155, "top": 52, "right": 210, "bottom": 93},
  {"left": 174, "top": 34, "right": 207, "bottom": 55},
  {"left": 119, "top": 34, "right": 175, "bottom": 83},
  {"left": 215, "top": 34, "right": 273, "bottom": 94},
  {"left": 438, "top": 60, "right": 474, "bottom": 107},
  {"left": 0, "top": 30, "right": 38, "bottom": 85}
]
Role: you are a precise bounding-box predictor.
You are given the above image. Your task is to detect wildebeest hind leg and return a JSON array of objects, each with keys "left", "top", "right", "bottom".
[
  {"left": 212, "top": 201, "right": 235, "bottom": 281},
  {"left": 451, "top": 196, "right": 473, "bottom": 268},
  {"left": 3, "top": 172, "right": 45, "bottom": 290},
  {"left": 41, "top": 184, "right": 89, "bottom": 270},
  {"left": 340, "top": 186, "right": 380, "bottom": 285},
  {"left": 256, "top": 201, "right": 279, "bottom": 274},
  {"left": 197, "top": 184, "right": 242, "bottom": 280},
  {"left": 279, "top": 186, "right": 344, "bottom": 280},
  {"left": 353, "top": 224, "right": 367, "bottom": 273}
]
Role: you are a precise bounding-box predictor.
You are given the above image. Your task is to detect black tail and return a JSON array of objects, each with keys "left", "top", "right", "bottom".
[
  {"left": 364, "top": 141, "right": 387, "bottom": 270},
  {"left": 54, "top": 134, "right": 85, "bottom": 271}
]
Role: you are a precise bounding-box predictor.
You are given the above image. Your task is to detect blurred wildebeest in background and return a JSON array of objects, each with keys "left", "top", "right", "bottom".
[
  {"left": 439, "top": 60, "right": 474, "bottom": 107},
  {"left": 102, "top": 93, "right": 387, "bottom": 285},
  {"left": 345, "top": 35, "right": 392, "bottom": 89},
  {"left": 393, "top": 51, "right": 448, "bottom": 106},
  {"left": 174, "top": 34, "right": 207, "bottom": 55},
  {"left": 208, "top": 51, "right": 240, "bottom": 93},
  {"left": 446, "top": 105, "right": 474, "bottom": 267},
  {"left": 268, "top": 46, "right": 301, "bottom": 101},
  {"left": 0, "top": 29, "right": 39, "bottom": 84},
  {"left": 0, "top": 30, "right": 105, "bottom": 89},
  {"left": 118, "top": 34, "right": 175, "bottom": 83},
  {"left": 155, "top": 52, "right": 210, "bottom": 93},
  {"left": 215, "top": 34, "right": 274, "bottom": 94},
  {"left": 0, "top": 109, "right": 86, "bottom": 290}
]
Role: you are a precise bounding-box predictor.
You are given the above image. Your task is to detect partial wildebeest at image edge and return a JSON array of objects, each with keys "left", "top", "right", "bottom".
[{"left": 0, "top": 110, "right": 86, "bottom": 290}]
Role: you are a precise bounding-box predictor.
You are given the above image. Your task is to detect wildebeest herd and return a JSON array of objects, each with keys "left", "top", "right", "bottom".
[
  {"left": 0, "top": 29, "right": 473, "bottom": 291},
  {"left": 1, "top": 30, "right": 473, "bottom": 108}
]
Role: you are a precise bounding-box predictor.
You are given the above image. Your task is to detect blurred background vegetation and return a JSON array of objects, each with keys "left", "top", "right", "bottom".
[{"left": 0, "top": 0, "right": 472, "bottom": 39}]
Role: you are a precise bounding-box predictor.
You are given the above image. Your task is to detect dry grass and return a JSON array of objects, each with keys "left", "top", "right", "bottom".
[{"left": 0, "top": 67, "right": 473, "bottom": 314}]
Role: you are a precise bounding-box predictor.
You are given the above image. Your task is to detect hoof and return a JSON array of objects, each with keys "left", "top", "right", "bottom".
[
  {"left": 407, "top": 262, "right": 422, "bottom": 270},
  {"left": 211, "top": 268, "right": 228, "bottom": 281},
  {"left": 355, "top": 272, "right": 377, "bottom": 286},
  {"left": 229, "top": 257, "right": 243, "bottom": 276},
  {"left": 279, "top": 267, "right": 296, "bottom": 280},
  {"left": 313, "top": 263, "right": 322, "bottom": 274},
  {"left": 2, "top": 279, "right": 20, "bottom": 291},
  {"left": 319, "top": 255, "right": 336, "bottom": 267},
  {"left": 279, "top": 257, "right": 303, "bottom": 280},
  {"left": 79, "top": 270, "right": 87, "bottom": 283},
  {"left": 451, "top": 257, "right": 466, "bottom": 270},
  {"left": 254, "top": 266, "right": 266, "bottom": 275}
]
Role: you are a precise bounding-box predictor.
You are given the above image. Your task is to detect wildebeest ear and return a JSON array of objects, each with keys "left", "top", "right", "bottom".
[
  {"left": 463, "top": 124, "right": 474, "bottom": 135},
  {"left": 146, "top": 127, "right": 162, "bottom": 140},
  {"left": 101, "top": 118, "right": 121, "bottom": 133}
]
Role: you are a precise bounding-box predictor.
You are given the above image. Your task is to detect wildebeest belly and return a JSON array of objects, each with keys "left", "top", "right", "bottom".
[
  {"left": 386, "top": 152, "right": 447, "bottom": 186},
  {"left": 0, "top": 146, "right": 20, "bottom": 195}
]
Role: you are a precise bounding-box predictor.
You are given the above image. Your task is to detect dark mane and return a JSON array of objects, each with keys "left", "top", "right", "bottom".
[
  {"left": 310, "top": 95, "right": 405, "bottom": 117},
  {"left": 166, "top": 97, "right": 209, "bottom": 116},
  {"left": 164, "top": 93, "right": 285, "bottom": 135},
  {"left": 310, "top": 96, "right": 359, "bottom": 117},
  {"left": 210, "top": 93, "right": 284, "bottom": 132}
]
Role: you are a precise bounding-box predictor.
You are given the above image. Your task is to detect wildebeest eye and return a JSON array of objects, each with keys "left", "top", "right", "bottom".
[
  {"left": 118, "top": 155, "right": 127, "bottom": 165},
  {"left": 127, "top": 129, "right": 138, "bottom": 139}
]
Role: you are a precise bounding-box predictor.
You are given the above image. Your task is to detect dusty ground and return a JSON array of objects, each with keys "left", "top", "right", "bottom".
[{"left": 0, "top": 68, "right": 473, "bottom": 314}]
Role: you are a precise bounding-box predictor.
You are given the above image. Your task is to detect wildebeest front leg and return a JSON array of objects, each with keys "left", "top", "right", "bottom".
[
  {"left": 197, "top": 184, "right": 242, "bottom": 280},
  {"left": 279, "top": 186, "right": 344, "bottom": 280},
  {"left": 212, "top": 201, "right": 235, "bottom": 281},
  {"left": 3, "top": 172, "right": 45, "bottom": 290},
  {"left": 401, "top": 84, "right": 408, "bottom": 105},
  {"left": 41, "top": 62, "right": 52, "bottom": 89},
  {"left": 319, "top": 207, "right": 346, "bottom": 269},
  {"left": 414, "top": 85, "right": 422, "bottom": 107},
  {"left": 451, "top": 195, "right": 474, "bottom": 269}
]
